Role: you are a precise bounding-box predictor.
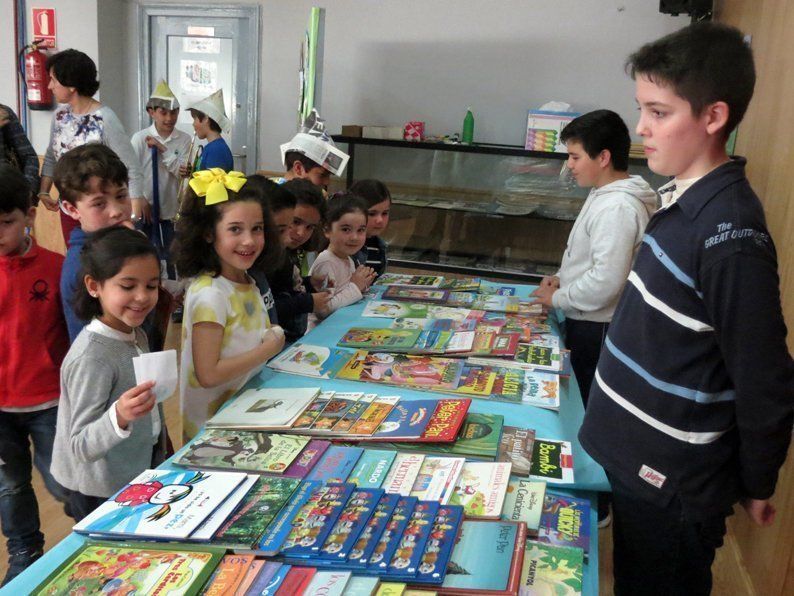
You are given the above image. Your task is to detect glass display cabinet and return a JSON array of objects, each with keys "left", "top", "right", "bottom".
[{"left": 334, "top": 136, "right": 667, "bottom": 281}]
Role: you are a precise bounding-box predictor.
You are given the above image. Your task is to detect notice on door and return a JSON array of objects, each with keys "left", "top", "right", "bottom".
[{"left": 181, "top": 59, "right": 217, "bottom": 94}]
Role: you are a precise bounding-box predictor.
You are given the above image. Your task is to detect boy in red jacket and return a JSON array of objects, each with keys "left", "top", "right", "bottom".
[{"left": 0, "top": 165, "right": 70, "bottom": 585}]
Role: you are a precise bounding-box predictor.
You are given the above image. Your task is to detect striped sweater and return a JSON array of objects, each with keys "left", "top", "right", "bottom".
[{"left": 579, "top": 159, "right": 794, "bottom": 520}]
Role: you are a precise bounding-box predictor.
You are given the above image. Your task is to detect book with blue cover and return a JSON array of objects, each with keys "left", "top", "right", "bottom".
[
  {"left": 305, "top": 446, "right": 364, "bottom": 483},
  {"left": 370, "top": 399, "right": 436, "bottom": 440},
  {"left": 366, "top": 496, "right": 417, "bottom": 572},
  {"left": 267, "top": 343, "right": 354, "bottom": 379},
  {"left": 280, "top": 483, "right": 355, "bottom": 558},
  {"left": 347, "top": 493, "right": 401, "bottom": 568},
  {"left": 385, "top": 500, "right": 440, "bottom": 577},
  {"left": 410, "top": 504, "right": 464, "bottom": 585},
  {"left": 537, "top": 491, "right": 591, "bottom": 553},
  {"left": 348, "top": 449, "right": 398, "bottom": 488},
  {"left": 317, "top": 487, "right": 385, "bottom": 561},
  {"left": 257, "top": 480, "right": 322, "bottom": 556}
]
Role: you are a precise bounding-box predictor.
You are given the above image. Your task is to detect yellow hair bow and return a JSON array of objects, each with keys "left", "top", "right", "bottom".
[{"left": 189, "top": 168, "right": 247, "bottom": 205}]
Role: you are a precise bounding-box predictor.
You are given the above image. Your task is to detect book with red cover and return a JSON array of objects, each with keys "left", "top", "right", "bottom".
[
  {"left": 275, "top": 566, "right": 316, "bottom": 595},
  {"left": 415, "top": 398, "right": 472, "bottom": 442}
]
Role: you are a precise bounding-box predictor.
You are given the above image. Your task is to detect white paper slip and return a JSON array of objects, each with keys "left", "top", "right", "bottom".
[{"left": 132, "top": 349, "right": 178, "bottom": 403}]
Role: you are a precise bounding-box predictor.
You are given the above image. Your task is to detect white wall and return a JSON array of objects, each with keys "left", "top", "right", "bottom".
[
  {"left": 2, "top": 0, "right": 688, "bottom": 168},
  {"left": 0, "top": 0, "right": 99, "bottom": 153}
]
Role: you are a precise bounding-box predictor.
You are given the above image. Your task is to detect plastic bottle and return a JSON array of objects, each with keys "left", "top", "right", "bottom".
[{"left": 462, "top": 108, "right": 474, "bottom": 144}]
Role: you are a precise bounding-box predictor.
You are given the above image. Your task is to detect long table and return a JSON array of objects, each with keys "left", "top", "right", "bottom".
[{"left": 9, "top": 279, "right": 608, "bottom": 595}]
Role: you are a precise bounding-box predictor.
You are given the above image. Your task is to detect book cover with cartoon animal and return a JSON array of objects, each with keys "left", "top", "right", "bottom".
[
  {"left": 389, "top": 413, "right": 504, "bottom": 460},
  {"left": 311, "top": 392, "right": 364, "bottom": 431},
  {"left": 317, "top": 487, "right": 384, "bottom": 561},
  {"left": 279, "top": 483, "right": 355, "bottom": 558},
  {"left": 520, "top": 371, "right": 561, "bottom": 410},
  {"left": 348, "top": 396, "right": 401, "bottom": 435},
  {"left": 292, "top": 391, "right": 335, "bottom": 430},
  {"left": 405, "top": 504, "right": 464, "bottom": 585},
  {"left": 32, "top": 541, "right": 225, "bottom": 596},
  {"left": 501, "top": 479, "right": 546, "bottom": 532},
  {"left": 258, "top": 481, "right": 322, "bottom": 556},
  {"left": 537, "top": 491, "right": 591, "bottom": 553},
  {"left": 451, "top": 365, "right": 524, "bottom": 404},
  {"left": 339, "top": 328, "right": 423, "bottom": 351},
  {"left": 73, "top": 469, "right": 247, "bottom": 540},
  {"left": 205, "top": 387, "right": 319, "bottom": 429},
  {"left": 409, "top": 457, "right": 465, "bottom": 504},
  {"left": 447, "top": 462, "right": 513, "bottom": 519},
  {"left": 337, "top": 351, "right": 464, "bottom": 392},
  {"left": 520, "top": 540, "right": 584, "bottom": 595},
  {"left": 175, "top": 430, "right": 309, "bottom": 474},
  {"left": 365, "top": 496, "right": 417, "bottom": 573},
  {"left": 346, "top": 493, "right": 400, "bottom": 567},
  {"left": 267, "top": 343, "right": 355, "bottom": 378},
  {"left": 363, "top": 300, "right": 430, "bottom": 319},
  {"left": 333, "top": 393, "right": 376, "bottom": 433},
  {"left": 382, "top": 286, "right": 450, "bottom": 304},
  {"left": 370, "top": 400, "right": 436, "bottom": 440},
  {"left": 385, "top": 500, "right": 439, "bottom": 576}
]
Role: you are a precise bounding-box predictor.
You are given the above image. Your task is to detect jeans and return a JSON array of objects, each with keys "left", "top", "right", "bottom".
[
  {"left": 564, "top": 318, "right": 609, "bottom": 407},
  {"left": 0, "top": 407, "right": 70, "bottom": 559},
  {"left": 609, "top": 473, "right": 729, "bottom": 596}
]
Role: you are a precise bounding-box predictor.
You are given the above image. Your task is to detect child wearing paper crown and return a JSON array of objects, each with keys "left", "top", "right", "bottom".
[
  {"left": 173, "top": 168, "right": 285, "bottom": 442},
  {"left": 183, "top": 89, "right": 234, "bottom": 172},
  {"left": 130, "top": 80, "right": 191, "bottom": 279},
  {"left": 50, "top": 227, "right": 168, "bottom": 522}
]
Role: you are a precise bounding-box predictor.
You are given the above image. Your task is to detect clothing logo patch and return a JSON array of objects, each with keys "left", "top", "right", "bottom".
[
  {"left": 704, "top": 222, "right": 770, "bottom": 250},
  {"left": 29, "top": 279, "right": 50, "bottom": 302},
  {"left": 639, "top": 464, "right": 666, "bottom": 489}
]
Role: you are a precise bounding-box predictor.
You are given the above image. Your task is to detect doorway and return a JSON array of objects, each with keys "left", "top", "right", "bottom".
[{"left": 138, "top": 3, "right": 260, "bottom": 173}]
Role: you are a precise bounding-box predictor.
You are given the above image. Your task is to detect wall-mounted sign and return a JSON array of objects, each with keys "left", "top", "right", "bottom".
[{"left": 32, "top": 7, "right": 57, "bottom": 48}]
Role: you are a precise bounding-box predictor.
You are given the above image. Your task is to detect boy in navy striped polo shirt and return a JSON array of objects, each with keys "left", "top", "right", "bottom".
[{"left": 579, "top": 22, "right": 793, "bottom": 595}]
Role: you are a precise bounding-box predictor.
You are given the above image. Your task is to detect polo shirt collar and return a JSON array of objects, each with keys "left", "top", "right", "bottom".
[{"left": 674, "top": 158, "right": 748, "bottom": 220}]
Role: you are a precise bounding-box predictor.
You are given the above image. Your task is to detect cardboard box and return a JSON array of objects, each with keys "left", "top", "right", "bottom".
[{"left": 341, "top": 125, "right": 363, "bottom": 137}]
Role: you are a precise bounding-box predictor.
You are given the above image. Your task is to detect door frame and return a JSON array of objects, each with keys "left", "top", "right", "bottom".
[{"left": 138, "top": 3, "right": 260, "bottom": 170}]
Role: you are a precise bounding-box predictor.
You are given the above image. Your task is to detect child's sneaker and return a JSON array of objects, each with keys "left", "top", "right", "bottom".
[{"left": 3, "top": 547, "right": 43, "bottom": 586}]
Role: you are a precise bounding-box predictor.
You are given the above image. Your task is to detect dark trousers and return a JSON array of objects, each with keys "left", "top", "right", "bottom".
[
  {"left": 0, "top": 408, "right": 70, "bottom": 558},
  {"left": 138, "top": 219, "right": 176, "bottom": 280},
  {"left": 610, "top": 474, "right": 728, "bottom": 596},
  {"left": 68, "top": 492, "right": 107, "bottom": 522},
  {"left": 564, "top": 318, "right": 609, "bottom": 407}
]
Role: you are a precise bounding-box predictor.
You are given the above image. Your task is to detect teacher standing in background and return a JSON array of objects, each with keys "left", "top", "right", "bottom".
[{"left": 37, "top": 49, "right": 144, "bottom": 245}]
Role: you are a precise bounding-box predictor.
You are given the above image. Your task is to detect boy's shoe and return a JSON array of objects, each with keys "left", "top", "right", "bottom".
[
  {"left": 3, "top": 548, "right": 43, "bottom": 586},
  {"left": 597, "top": 511, "right": 612, "bottom": 529},
  {"left": 171, "top": 304, "right": 183, "bottom": 323}
]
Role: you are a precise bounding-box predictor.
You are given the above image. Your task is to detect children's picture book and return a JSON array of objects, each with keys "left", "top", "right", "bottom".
[
  {"left": 267, "top": 343, "right": 354, "bottom": 378},
  {"left": 340, "top": 328, "right": 423, "bottom": 351},
  {"left": 410, "top": 457, "right": 465, "bottom": 504},
  {"left": 363, "top": 300, "right": 430, "bottom": 319},
  {"left": 348, "top": 493, "right": 401, "bottom": 567},
  {"left": 366, "top": 497, "right": 417, "bottom": 572},
  {"left": 501, "top": 479, "right": 547, "bottom": 533},
  {"left": 376, "top": 273, "right": 444, "bottom": 287},
  {"left": 515, "top": 344, "right": 563, "bottom": 372},
  {"left": 260, "top": 562, "right": 290, "bottom": 594},
  {"left": 530, "top": 439, "right": 574, "bottom": 484},
  {"left": 205, "top": 387, "right": 320, "bottom": 429},
  {"left": 337, "top": 351, "right": 465, "bottom": 392},
  {"left": 280, "top": 483, "right": 355, "bottom": 558},
  {"left": 520, "top": 541, "right": 584, "bottom": 595},
  {"left": 451, "top": 365, "right": 524, "bottom": 403},
  {"left": 391, "top": 412, "right": 504, "bottom": 461},
  {"left": 257, "top": 480, "right": 321, "bottom": 556},
  {"left": 32, "top": 541, "right": 225, "bottom": 596},
  {"left": 382, "top": 286, "right": 451, "bottom": 304},
  {"left": 303, "top": 570, "right": 352, "bottom": 596},
  {"left": 497, "top": 426, "right": 536, "bottom": 477},
  {"left": 437, "top": 519, "right": 527, "bottom": 595},
  {"left": 318, "top": 487, "right": 384, "bottom": 560},
  {"left": 292, "top": 391, "right": 336, "bottom": 429},
  {"left": 348, "top": 449, "right": 398, "bottom": 488},
  {"left": 349, "top": 395, "right": 402, "bottom": 435},
  {"left": 520, "top": 371, "right": 561, "bottom": 410},
  {"left": 382, "top": 453, "right": 426, "bottom": 497},
  {"left": 176, "top": 430, "right": 309, "bottom": 474},
  {"left": 526, "top": 333, "right": 560, "bottom": 349},
  {"left": 191, "top": 474, "right": 259, "bottom": 541},
  {"left": 417, "top": 398, "right": 472, "bottom": 443},
  {"left": 73, "top": 469, "right": 246, "bottom": 540},
  {"left": 247, "top": 560, "right": 283, "bottom": 594},
  {"left": 202, "top": 553, "right": 256, "bottom": 595},
  {"left": 306, "top": 446, "right": 364, "bottom": 484},
  {"left": 411, "top": 504, "right": 465, "bottom": 585},
  {"left": 343, "top": 575, "right": 381, "bottom": 596},
  {"left": 333, "top": 393, "right": 377, "bottom": 433},
  {"left": 311, "top": 392, "right": 365, "bottom": 431},
  {"left": 447, "top": 462, "right": 512, "bottom": 519},
  {"left": 274, "top": 565, "right": 315, "bottom": 595},
  {"left": 237, "top": 559, "right": 266, "bottom": 594},
  {"left": 439, "top": 277, "right": 481, "bottom": 291},
  {"left": 370, "top": 399, "right": 438, "bottom": 441},
  {"left": 537, "top": 492, "right": 591, "bottom": 553},
  {"left": 211, "top": 476, "right": 301, "bottom": 548},
  {"left": 282, "top": 439, "right": 331, "bottom": 479},
  {"left": 386, "top": 500, "right": 440, "bottom": 576}
]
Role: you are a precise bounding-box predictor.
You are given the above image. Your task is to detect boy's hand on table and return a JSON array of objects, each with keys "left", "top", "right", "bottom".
[{"left": 531, "top": 282, "right": 557, "bottom": 307}]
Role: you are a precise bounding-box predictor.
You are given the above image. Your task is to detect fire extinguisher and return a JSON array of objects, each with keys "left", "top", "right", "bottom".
[{"left": 21, "top": 41, "right": 53, "bottom": 111}]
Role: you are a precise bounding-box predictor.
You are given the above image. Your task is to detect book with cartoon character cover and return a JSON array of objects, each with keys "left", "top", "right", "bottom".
[
  {"left": 363, "top": 300, "right": 431, "bottom": 319},
  {"left": 279, "top": 483, "right": 356, "bottom": 558},
  {"left": 365, "top": 496, "right": 417, "bottom": 573},
  {"left": 337, "top": 350, "right": 464, "bottom": 392},
  {"left": 175, "top": 430, "right": 309, "bottom": 474},
  {"left": 267, "top": 343, "right": 355, "bottom": 378},
  {"left": 384, "top": 500, "right": 440, "bottom": 577},
  {"left": 537, "top": 491, "right": 591, "bottom": 553},
  {"left": 282, "top": 439, "right": 331, "bottom": 479},
  {"left": 339, "top": 328, "right": 424, "bottom": 351},
  {"left": 382, "top": 286, "right": 451, "bottom": 304},
  {"left": 447, "top": 462, "right": 512, "bottom": 519},
  {"left": 346, "top": 493, "right": 401, "bottom": 568},
  {"left": 211, "top": 476, "right": 301, "bottom": 549},
  {"left": 450, "top": 365, "right": 524, "bottom": 403},
  {"left": 311, "top": 392, "right": 365, "bottom": 431},
  {"left": 205, "top": 387, "right": 320, "bottom": 429},
  {"left": 257, "top": 480, "right": 323, "bottom": 556},
  {"left": 520, "top": 371, "right": 561, "bottom": 410},
  {"left": 520, "top": 540, "right": 584, "bottom": 595},
  {"left": 402, "top": 504, "right": 464, "bottom": 584},
  {"left": 292, "top": 391, "right": 336, "bottom": 429},
  {"left": 387, "top": 413, "right": 504, "bottom": 460},
  {"left": 32, "top": 541, "right": 225, "bottom": 596},
  {"left": 73, "top": 469, "right": 247, "bottom": 540},
  {"left": 317, "top": 487, "right": 385, "bottom": 561}
]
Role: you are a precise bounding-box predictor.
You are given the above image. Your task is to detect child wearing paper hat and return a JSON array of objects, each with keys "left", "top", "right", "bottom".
[
  {"left": 187, "top": 89, "right": 234, "bottom": 171},
  {"left": 279, "top": 109, "right": 349, "bottom": 190}
]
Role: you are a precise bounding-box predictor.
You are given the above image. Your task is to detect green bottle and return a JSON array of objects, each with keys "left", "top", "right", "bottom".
[{"left": 462, "top": 108, "right": 474, "bottom": 144}]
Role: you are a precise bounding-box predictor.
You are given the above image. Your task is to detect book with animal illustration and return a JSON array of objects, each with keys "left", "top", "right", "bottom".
[
  {"left": 365, "top": 496, "right": 416, "bottom": 573},
  {"left": 279, "top": 483, "right": 355, "bottom": 558},
  {"left": 337, "top": 350, "right": 464, "bottom": 392},
  {"left": 447, "top": 462, "right": 512, "bottom": 519},
  {"left": 205, "top": 387, "right": 319, "bottom": 429},
  {"left": 537, "top": 491, "right": 591, "bottom": 553},
  {"left": 363, "top": 300, "right": 431, "bottom": 319},
  {"left": 267, "top": 343, "right": 354, "bottom": 378},
  {"left": 311, "top": 392, "right": 365, "bottom": 431},
  {"left": 520, "top": 541, "right": 584, "bottom": 595},
  {"left": 520, "top": 371, "right": 561, "bottom": 410},
  {"left": 317, "top": 487, "right": 385, "bottom": 561}
]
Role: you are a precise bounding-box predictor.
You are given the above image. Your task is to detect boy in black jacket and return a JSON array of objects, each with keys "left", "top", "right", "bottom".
[{"left": 578, "top": 22, "right": 793, "bottom": 595}]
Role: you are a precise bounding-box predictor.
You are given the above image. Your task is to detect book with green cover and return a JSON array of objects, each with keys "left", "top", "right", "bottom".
[
  {"left": 520, "top": 540, "right": 584, "bottom": 595},
  {"left": 175, "top": 430, "right": 309, "bottom": 474},
  {"left": 501, "top": 479, "right": 546, "bottom": 532},
  {"left": 388, "top": 413, "right": 504, "bottom": 460},
  {"left": 348, "top": 449, "right": 398, "bottom": 488},
  {"left": 33, "top": 541, "right": 225, "bottom": 596},
  {"left": 339, "top": 328, "right": 423, "bottom": 350},
  {"left": 211, "top": 476, "right": 301, "bottom": 548}
]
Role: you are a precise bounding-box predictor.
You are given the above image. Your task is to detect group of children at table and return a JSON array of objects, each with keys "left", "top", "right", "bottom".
[{"left": 0, "top": 21, "right": 791, "bottom": 596}]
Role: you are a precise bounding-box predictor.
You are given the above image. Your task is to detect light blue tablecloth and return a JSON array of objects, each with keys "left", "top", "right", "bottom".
[{"left": 7, "top": 279, "right": 607, "bottom": 595}]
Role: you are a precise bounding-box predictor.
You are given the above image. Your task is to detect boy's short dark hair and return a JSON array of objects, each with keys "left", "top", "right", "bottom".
[
  {"left": 627, "top": 22, "right": 755, "bottom": 137},
  {"left": 53, "top": 144, "right": 129, "bottom": 206},
  {"left": 0, "top": 164, "right": 32, "bottom": 213},
  {"left": 189, "top": 109, "right": 222, "bottom": 133},
  {"left": 263, "top": 181, "right": 297, "bottom": 214},
  {"left": 282, "top": 178, "right": 327, "bottom": 219},
  {"left": 46, "top": 49, "right": 100, "bottom": 97},
  {"left": 560, "top": 110, "right": 631, "bottom": 172},
  {"left": 350, "top": 179, "right": 392, "bottom": 208},
  {"left": 284, "top": 151, "right": 322, "bottom": 172}
]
